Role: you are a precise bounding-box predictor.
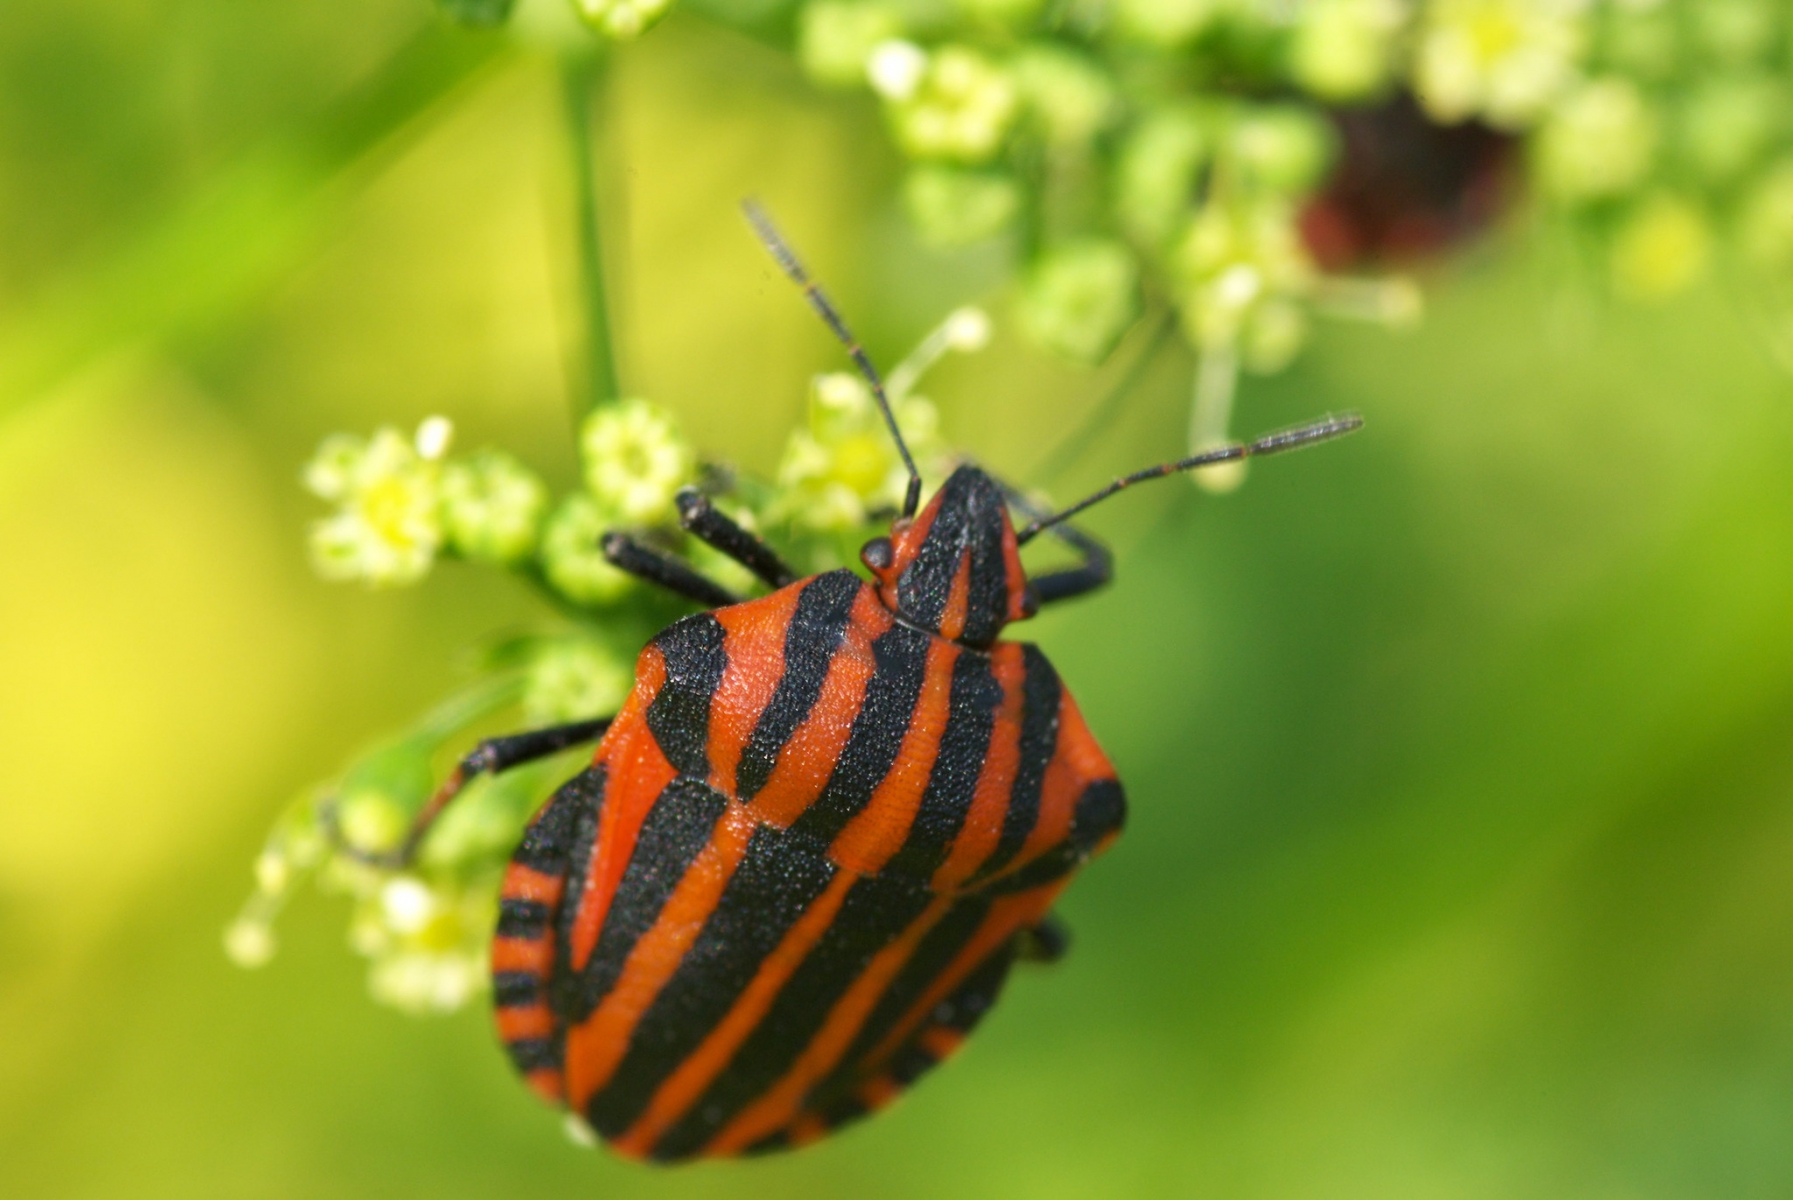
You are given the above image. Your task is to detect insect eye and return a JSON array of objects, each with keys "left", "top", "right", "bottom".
[
  {"left": 860, "top": 536, "right": 894, "bottom": 572},
  {"left": 1019, "top": 584, "right": 1040, "bottom": 619}
]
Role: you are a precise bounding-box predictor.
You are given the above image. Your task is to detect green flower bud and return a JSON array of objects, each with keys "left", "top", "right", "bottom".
[
  {"left": 1598, "top": 5, "right": 1678, "bottom": 82},
  {"left": 569, "top": 0, "right": 674, "bottom": 38},
  {"left": 775, "top": 372, "right": 943, "bottom": 532},
  {"left": 304, "top": 421, "right": 449, "bottom": 588},
  {"left": 1170, "top": 200, "right": 1314, "bottom": 348},
  {"left": 333, "top": 735, "right": 438, "bottom": 857},
  {"left": 368, "top": 946, "right": 487, "bottom": 1014},
  {"left": 1609, "top": 194, "right": 1711, "bottom": 302},
  {"left": 1012, "top": 44, "right": 1119, "bottom": 149},
  {"left": 1289, "top": 0, "right": 1406, "bottom": 101},
  {"left": 1240, "top": 299, "right": 1310, "bottom": 375},
  {"left": 951, "top": 0, "right": 1047, "bottom": 27},
  {"left": 1676, "top": 76, "right": 1785, "bottom": 188},
  {"left": 1414, "top": 0, "right": 1589, "bottom": 130},
  {"left": 1015, "top": 240, "right": 1141, "bottom": 365},
  {"left": 902, "top": 165, "right": 1022, "bottom": 246},
  {"left": 1535, "top": 78, "right": 1658, "bottom": 205},
  {"left": 440, "top": 449, "right": 549, "bottom": 566},
  {"left": 1115, "top": 105, "right": 1209, "bottom": 247},
  {"left": 880, "top": 45, "right": 1019, "bottom": 164},
  {"left": 523, "top": 635, "right": 635, "bottom": 725},
  {"left": 1739, "top": 159, "right": 1793, "bottom": 272},
  {"left": 580, "top": 398, "right": 695, "bottom": 524},
  {"left": 798, "top": 1, "right": 904, "bottom": 88},
  {"left": 541, "top": 493, "right": 637, "bottom": 606},
  {"left": 1228, "top": 105, "right": 1336, "bottom": 196},
  {"left": 1693, "top": 0, "right": 1780, "bottom": 67},
  {"left": 1112, "top": 0, "right": 1221, "bottom": 49},
  {"left": 436, "top": 0, "right": 515, "bottom": 25}
]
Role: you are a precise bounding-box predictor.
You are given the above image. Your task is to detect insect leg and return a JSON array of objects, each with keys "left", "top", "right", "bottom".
[
  {"left": 379, "top": 718, "right": 612, "bottom": 868},
  {"left": 993, "top": 476, "right": 1115, "bottom": 605},
  {"left": 1027, "top": 521, "right": 1113, "bottom": 606},
  {"left": 1015, "top": 911, "right": 1071, "bottom": 964},
  {"left": 601, "top": 532, "right": 742, "bottom": 608},
  {"left": 674, "top": 487, "right": 798, "bottom": 590}
]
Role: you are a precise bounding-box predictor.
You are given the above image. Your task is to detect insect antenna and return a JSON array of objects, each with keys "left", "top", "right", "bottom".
[
  {"left": 743, "top": 200, "right": 925, "bottom": 518},
  {"left": 1015, "top": 412, "right": 1364, "bottom": 544}
]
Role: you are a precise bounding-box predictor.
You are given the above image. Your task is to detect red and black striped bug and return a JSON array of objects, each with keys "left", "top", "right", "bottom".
[{"left": 386, "top": 205, "right": 1362, "bottom": 1162}]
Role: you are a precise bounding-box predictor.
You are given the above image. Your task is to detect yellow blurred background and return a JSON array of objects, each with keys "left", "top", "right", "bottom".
[{"left": 4, "top": 3, "right": 1793, "bottom": 1197}]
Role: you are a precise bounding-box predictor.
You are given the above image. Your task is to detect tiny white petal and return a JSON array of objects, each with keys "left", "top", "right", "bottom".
[
  {"left": 415, "top": 415, "right": 454, "bottom": 461},
  {"left": 868, "top": 40, "right": 928, "bottom": 102},
  {"left": 224, "top": 918, "right": 276, "bottom": 968},
  {"left": 380, "top": 877, "right": 437, "bottom": 935},
  {"left": 942, "top": 306, "right": 992, "bottom": 352}
]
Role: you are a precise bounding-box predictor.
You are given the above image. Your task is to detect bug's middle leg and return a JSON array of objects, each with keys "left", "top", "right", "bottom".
[{"left": 601, "top": 532, "right": 743, "bottom": 608}]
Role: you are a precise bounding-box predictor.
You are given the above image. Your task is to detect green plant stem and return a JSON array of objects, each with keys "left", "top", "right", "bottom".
[{"left": 560, "top": 54, "right": 620, "bottom": 424}]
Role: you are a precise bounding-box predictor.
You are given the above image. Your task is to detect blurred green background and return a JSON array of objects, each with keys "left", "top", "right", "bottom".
[{"left": 5, "top": 3, "right": 1793, "bottom": 1197}]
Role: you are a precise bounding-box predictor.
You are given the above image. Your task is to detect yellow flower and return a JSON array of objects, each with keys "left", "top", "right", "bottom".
[
  {"left": 304, "top": 419, "right": 450, "bottom": 587},
  {"left": 1415, "top": 0, "right": 1589, "bottom": 130},
  {"left": 580, "top": 398, "right": 695, "bottom": 524}
]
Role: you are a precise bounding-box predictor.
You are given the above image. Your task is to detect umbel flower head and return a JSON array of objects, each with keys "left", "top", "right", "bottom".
[
  {"left": 1414, "top": 0, "right": 1589, "bottom": 129},
  {"left": 580, "top": 398, "right": 694, "bottom": 524},
  {"left": 304, "top": 417, "right": 452, "bottom": 587}
]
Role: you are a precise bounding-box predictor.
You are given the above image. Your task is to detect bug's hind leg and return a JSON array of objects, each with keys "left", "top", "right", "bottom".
[
  {"left": 494, "top": 765, "right": 606, "bottom": 1105},
  {"left": 601, "top": 532, "right": 742, "bottom": 608},
  {"left": 675, "top": 487, "right": 798, "bottom": 590},
  {"left": 331, "top": 718, "right": 612, "bottom": 869},
  {"left": 1015, "top": 911, "right": 1071, "bottom": 964}
]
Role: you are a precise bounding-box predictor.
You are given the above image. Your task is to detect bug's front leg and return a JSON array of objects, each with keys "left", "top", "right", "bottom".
[{"left": 993, "top": 474, "right": 1114, "bottom": 605}]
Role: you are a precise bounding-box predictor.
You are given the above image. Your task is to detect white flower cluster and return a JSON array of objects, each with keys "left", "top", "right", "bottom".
[{"left": 239, "top": 311, "right": 1001, "bottom": 1014}]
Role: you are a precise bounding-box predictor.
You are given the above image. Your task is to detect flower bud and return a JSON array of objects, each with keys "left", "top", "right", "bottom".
[
  {"left": 1115, "top": 105, "right": 1210, "bottom": 246},
  {"left": 1015, "top": 240, "right": 1141, "bottom": 365},
  {"left": 1609, "top": 194, "right": 1711, "bottom": 303},
  {"left": 799, "top": 2, "right": 904, "bottom": 88},
  {"left": 1693, "top": 0, "right": 1779, "bottom": 67},
  {"left": 541, "top": 494, "right": 638, "bottom": 606},
  {"left": 1535, "top": 78, "right": 1657, "bottom": 205},
  {"left": 1676, "top": 76, "right": 1784, "bottom": 188},
  {"left": 580, "top": 398, "right": 694, "bottom": 524},
  {"left": 1012, "top": 44, "right": 1119, "bottom": 149},
  {"left": 1600, "top": 4, "right": 1678, "bottom": 81},
  {"left": 1229, "top": 105, "right": 1336, "bottom": 196},
  {"left": 441, "top": 449, "right": 550, "bottom": 565},
  {"left": 570, "top": 0, "right": 673, "bottom": 39},
  {"left": 902, "top": 165, "right": 1021, "bottom": 245},
  {"left": 1739, "top": 159, "right": 1793, "bottom": 272},
  {"left": 304, "top": 424, "right": 444, "bottom": 588},
  {"left": 951, "top": 0, "right": 1047, "bottom": 26},
  {"left": 1414, "top": 0, "right": 1589, "bottom": 130},
  {"left": 884, "top": 46, "right": 1019, "bottom": 164},
  {"left": 775, "top": 372, "right": 943, "bottom": 531},
  {"left": 1112, "top": 0, "right": 1222, "bottom": 49},
  {"left": 523, "top": 635, "right": 635, "bottom": 725},
  {"left": 1289, "top": 0, "right": 1406, "bottom": 101},
  {"left": 333, "top": 734, "right": 438, "bottom": 857},
  {"left": 1241, "top": 299, "right": 1310, "bottom": 375}
]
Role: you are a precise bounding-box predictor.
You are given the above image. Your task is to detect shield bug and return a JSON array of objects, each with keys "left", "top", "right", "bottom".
[{"left": 385, "top": 204, "right": 1361, "bottom": 1161}]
